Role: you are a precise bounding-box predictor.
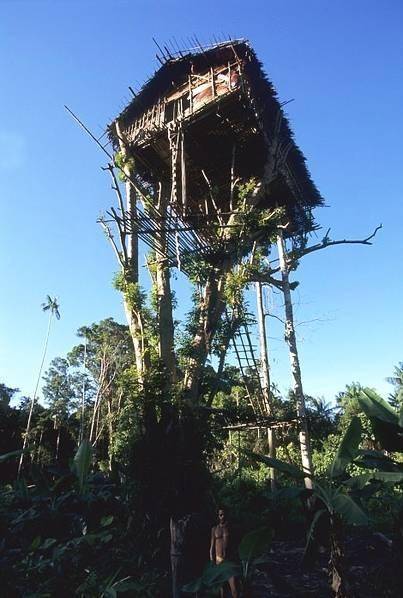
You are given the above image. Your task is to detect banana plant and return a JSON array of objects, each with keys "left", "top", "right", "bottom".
[
  {"left": 72, "top": 439, "right": 93, "bottom": 495},
  {"left": 182, "top": 526, "right": 272, "bottom": 596},
  {"left": 248, "top": 417, "right": 368, "bottom": 598},
  {"left": 357, "top": 388, "right": 403, "bottom": 451}
]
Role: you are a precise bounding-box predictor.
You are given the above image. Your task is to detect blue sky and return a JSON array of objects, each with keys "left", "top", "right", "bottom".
[{"left": 0, "top": 0, "right": 402, "bottom": 403}]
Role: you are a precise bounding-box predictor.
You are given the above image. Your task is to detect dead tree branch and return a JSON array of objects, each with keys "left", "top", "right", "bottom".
[
  {"left": 288, "top": 224, "right": 382, "bottom": 263},
  {"left": 99, "top": 217, "right": 125, "bottom": 269},
  {"left": 104, "top": 163, "right": 127, "bottom": 228}
]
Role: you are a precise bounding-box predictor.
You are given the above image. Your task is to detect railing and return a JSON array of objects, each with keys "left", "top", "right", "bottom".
[{"left": 125, "top": 60, "right": 242, "bottom": 145}]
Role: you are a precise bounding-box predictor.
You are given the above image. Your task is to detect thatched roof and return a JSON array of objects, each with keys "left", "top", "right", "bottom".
[{"left": 108, "top": 40, "right": 323, "bottom": 231}]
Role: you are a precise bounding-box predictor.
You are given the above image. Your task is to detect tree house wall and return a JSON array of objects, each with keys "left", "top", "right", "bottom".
[{"left": 124, "top": 59, "right": 241, "bottom": 148}]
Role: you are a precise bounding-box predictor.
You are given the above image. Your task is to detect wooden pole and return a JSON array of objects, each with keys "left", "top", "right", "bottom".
[
  {"left": 180, "top": 128, "right": 187, "bottom": 216},
  {"left": 255, "top": 281, "right": 276, "bottom": 490}
]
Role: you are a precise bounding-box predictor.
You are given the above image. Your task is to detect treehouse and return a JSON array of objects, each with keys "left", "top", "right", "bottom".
[{"left": 108, "top": 40, "right": 322, "bottom": 259}]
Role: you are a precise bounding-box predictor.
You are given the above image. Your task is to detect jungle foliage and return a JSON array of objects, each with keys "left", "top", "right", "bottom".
[{"left": 1, "top": 339, "right": 403, "bottom": 596}]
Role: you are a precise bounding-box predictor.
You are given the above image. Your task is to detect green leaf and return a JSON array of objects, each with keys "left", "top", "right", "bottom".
[
  {"left": 246, "top": 450, "right": 306, "bottom": 479},
  {"left": 304, "top": 508, "right": 327, "bottom": 558},
  {"left": 345, "top": 471, "right": 403, "bottom": 490},
  {"left": 111, "top": 577, "right": 144, "bottom": 592},
  {"left": 329, "top": 416, "right": 362, "bottom": 478},
  {"left": 183, "top": 561, "right": 239, "bottom": 593},
  {"left": 370, "top": 420, "right": 403, "bottom": 452},
  {"left": 101, "top": 515, "right": 114, "bottom": 527},
  {"left": 72, "top": 440, "right": 92, "bottom": 494},
  {"left": 0, "top": 448, "right": 27, "bottom": 463},
  {"left": 202, "top": 561, "right": 239, "bottom": 586},
  {"left": 354, "top": 449, "right": 403, "bottom": 472},
  {"left": 357, "top": 389, "right": 398, "bottom": 425},
  {"left": 30, "top": 536, "right": 41, "bottom": 550},
  {"left": 41, "top": 538, "right": 57, "bottom": 550},
  {"left": 182, "top": 577, "right": 203, "bottom": 593},
  {"left": 399, "top": 406, "right": 403, "bottom": 429},
  {"left": 238, "top": 527, "right": 272, "bottom": 563},
  {"left": 331, "top": 491, "right": 368, "bottom": 526}
]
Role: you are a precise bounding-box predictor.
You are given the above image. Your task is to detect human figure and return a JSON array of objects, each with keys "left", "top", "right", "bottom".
[{"left": 210, "top": 508, "right": 238, "bottom": 598}]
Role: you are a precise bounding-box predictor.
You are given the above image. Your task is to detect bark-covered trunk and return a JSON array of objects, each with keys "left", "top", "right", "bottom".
[
  {"left": 170, "top": 515, "right": 190, "bottom": 598},
  {"left": 207, "top": 326, "right": 232, "bottom": 407},
  {"left": 123, "top": 299, "right": 148, "bottom": 380},
  {"left": 184, "top": 263, "right": 230, "bottom": 402},
  {"left": 255, "top": 281, "right": 276, "bottom": 490},
  {"left": 155, "top": 183, "right": 176, "bottom": 384},
  {"left": 115, "top": 120, "right": 149, "bottom": 381},
  {"left": 55, "top": 427, "right": 61, "bottom": 460},
  {"left": 329, "top": 516, "right": 351, "bottom": 597},
  {"left": 277, "top": 231, "right": 313, "bottom": 488}
]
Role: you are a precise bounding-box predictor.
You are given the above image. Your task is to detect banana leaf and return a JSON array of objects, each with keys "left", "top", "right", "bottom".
[
  {"left": 72, "top": 440, "right": 92, "bottom": 494},
  {"left": 358, "top": 390, "right": 399, "bottom": 424},
  {"left": 304, "top": 507, "right": 328, "bottom": 559},
  {"left": 238, "top": 526, "right": 272, "bottom": 563},
  {"left": 0, "top": 448, "right": 27, "bottom": 463},
  {"left": 246, "top": 450, "right": 306, "bottom": 479},
  {"left": 328, "top": 416, "right": 362, "bottom": 478},
  {"left": 331, "top": 491, "right": 368, "bottom": 526},
  {"left": 358, "top": 390, "right": 403, "bottom": 451},
  {"left": 354, "top": 449, "right": 403, "bottom": 472},
  {"left": 182, "top": 561, "right": 239, "bottom": 593},
  {"left": 344, "top": 471, "right": 403, "bottom": 490}
]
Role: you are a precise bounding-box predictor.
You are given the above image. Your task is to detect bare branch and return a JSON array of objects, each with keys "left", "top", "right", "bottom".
[
  {"left": 108, "top": 207, "right": 129, "bottom": 265},
  {"left": 248, "top": 271, "right": 284, "bottom": 289},
  {"left": 201, "top": 169, "right": 224, "bottom": 226},
  {"left": 99, "top": 218, "right": 125, "bottom": 269},
  {"left": 267, "top": 313, "right": 285, "bottom": 325},
  {"left": 288, "top": 224, "right": 382, "bottom": 263},
  {"left": 104, "top": 163, "right": 127, "bottom": 228}
]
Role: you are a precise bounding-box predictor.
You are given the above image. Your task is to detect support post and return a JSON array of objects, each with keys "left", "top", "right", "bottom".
[{"left": 255, "top": 281, "right": 276, "bottom": 490}]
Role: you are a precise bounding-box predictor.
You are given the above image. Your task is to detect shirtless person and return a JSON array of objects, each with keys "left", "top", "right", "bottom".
[{"left": 210, "top": 508, "right": 238, "bottom": 598}]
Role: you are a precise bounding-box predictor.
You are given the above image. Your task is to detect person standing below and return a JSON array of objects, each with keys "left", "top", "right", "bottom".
[{"left": 210, "top": 508, "right": 238, "bottom": 598}]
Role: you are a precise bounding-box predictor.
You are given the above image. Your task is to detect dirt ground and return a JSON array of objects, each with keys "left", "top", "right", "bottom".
[{"left": 240, "top": 532, "right": 402, "bottom": 597}]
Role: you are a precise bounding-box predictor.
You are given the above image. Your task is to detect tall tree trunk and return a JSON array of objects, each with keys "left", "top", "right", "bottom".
[
  {"left": 18, "top": 310, "right": 53, "bottom": 477},
  {"left": 155, "top": 183, "right": 176, "bottom": 384},
  {"left": 115, "top": 120, "right": 148, "bottom": 381},
  {"left": 207, "top": 328, "right": 232, "bottom": 407},
  {"left": 107, "top": 396, "right": 114, "bottom": 472},
  {"left": 330, "top": 516, "right": 351, "bottom": 598},
  {"left": 79, "top": 339, "right": 87, "bottom": 445},
  {"left": 55, "top": 427, "right": 61, "bottom": 460},
  {"left": 255, "top": 281, "right": 276, "bottom": 490},
  {"left": 184, "top": 264, "right": 230, "bottom": 402},
  {"left": 36, "top": 430, "right": 43, "bottom": 465},
  {"left": 277, "top": 231, "right": 313, "bottom": 489}
]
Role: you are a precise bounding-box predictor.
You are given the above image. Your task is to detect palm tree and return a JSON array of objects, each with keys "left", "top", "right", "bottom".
[{"left": 18, "top": 296, "right": 61, "bottom": 476}]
